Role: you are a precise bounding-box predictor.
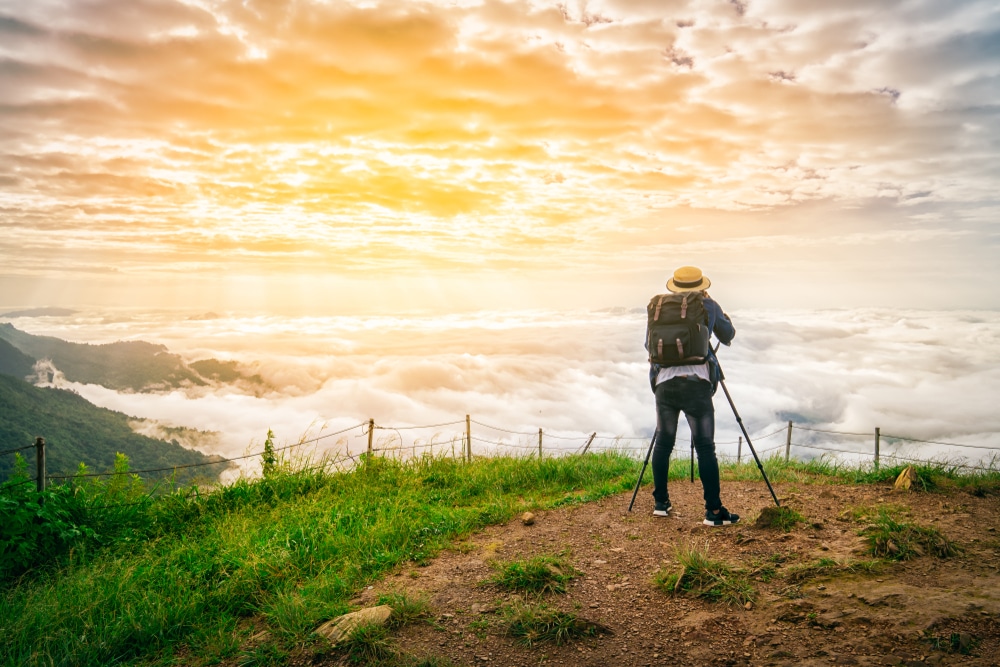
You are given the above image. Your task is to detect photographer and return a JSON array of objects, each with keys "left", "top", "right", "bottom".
[{"left": 645, "top": 266, "right": 739, "bottom": 526}]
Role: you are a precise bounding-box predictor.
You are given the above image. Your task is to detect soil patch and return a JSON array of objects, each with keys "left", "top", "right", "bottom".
[{"left": 322, "top": 479, "right": 1000, "bottom": 666}]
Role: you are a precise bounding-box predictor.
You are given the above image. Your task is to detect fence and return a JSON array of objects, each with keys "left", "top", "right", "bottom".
[{"left": 2, "top": 416, "right": 999, "bottom": 490}]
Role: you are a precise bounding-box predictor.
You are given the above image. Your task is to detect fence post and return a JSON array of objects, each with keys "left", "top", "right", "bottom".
[
  {"left": 737, "top": 436, "right": 742, "bottom": 464},
  {"left": 465, "top": 414, "right": 471, "bottom": 463},
  {"left": 538, "top": 429, "right": 543, "bottom": 458},
  {"left": 367, "top": 419, "right": 374, "bottom": 457},
  {"left": 785, "top": 421, "right": 793, "bottom": 462},
  {"left": 35, "top": 437, "right": 45, "bottom": 493},
  {"left": 582, "top": 432, "right": 596, "bottom": 454},
  {"left": 874, "top": 427, "right": 880, "bottom": 470}
]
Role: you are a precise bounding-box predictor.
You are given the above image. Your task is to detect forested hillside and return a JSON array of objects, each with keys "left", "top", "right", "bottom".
[{"left": 0, "top": 374, "right": 229, "bottom": 483}]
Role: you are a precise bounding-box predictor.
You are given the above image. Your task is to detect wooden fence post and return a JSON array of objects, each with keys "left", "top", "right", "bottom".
[
  {"left": 367, "top": 419, "right": 374, "bottom": 457},
  {"left": 538, "top": 429, "right": 543, "bottom": 458},
  {"left": 581, "top": 432, "right": 596, "bottom": 454},
  {"left": 35, "top": 437, "right": 45, "bottom": 493},
  {"left": 874, "top": 427, "right": 880, "bottom": 470},
  {"left": 737, "top": 436, "right": 742, "bottom": 464},
  {"left": 465, "top": 414, "right": 471, "bottom": 463},
  {"left": 785, "top": 421, "right": 793, "bottom": 462}
]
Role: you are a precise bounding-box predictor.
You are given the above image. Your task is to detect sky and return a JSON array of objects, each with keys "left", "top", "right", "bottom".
[{"left": 1, "top": 0, "right": 999, "bottom": 313}]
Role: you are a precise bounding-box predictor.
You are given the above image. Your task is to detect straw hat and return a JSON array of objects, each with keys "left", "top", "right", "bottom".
[{"left": 666, "top": 266, "right": 711, "bottom": 293}]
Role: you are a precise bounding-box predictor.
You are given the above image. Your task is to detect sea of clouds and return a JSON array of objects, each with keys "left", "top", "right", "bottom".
[{"left": 6, "top": 307, "right": 999, "bottom": 476}]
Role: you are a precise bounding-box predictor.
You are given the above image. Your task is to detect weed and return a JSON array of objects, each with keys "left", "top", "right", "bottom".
[
  {"left": 860, "top": 509, "right": 961, "bottom": 560},
  {"left": 754, "top": 506, "right": 805, "bottom": 532},
  {"left": 339, "top": 623, "right": 397, "bottom": 665},
  {"left": 484, "top": 553, "right": 579, "bottom": 595},
  {"left": 377, "top": 592, "right": 431, "bottom": 628},
  {"left": 653, "top": 543, "right": 755, "bottom": 606},
  {"left": 502, "top": 602, "right": 601, "bottom": 646},
  {"left": 925, "top": 632, "right": 978, "bottom": 655}
]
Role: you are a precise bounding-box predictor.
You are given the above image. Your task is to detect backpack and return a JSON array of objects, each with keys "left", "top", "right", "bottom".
[{"left": 646, "top": 292, "right": 711, "bottom": 366}]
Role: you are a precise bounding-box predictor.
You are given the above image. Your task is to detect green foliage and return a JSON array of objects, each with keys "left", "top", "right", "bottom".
[
  {"left": 0, "top": 453, "right": 154, "bottom": 581},
  {"left": 654, "top": 543, "right": 756, "bottom": 606},
  {"left": 262, "top": 429, "right": 277, "bottom": 478},
  {"left": 503, "top": 602, "right": 600, "bottom": 646},
  {"left": 0, "top": 452, "right": 637, "bottom": 667},
  {"left": 483, "top": 553, "right": 580, "bottom": 595}
]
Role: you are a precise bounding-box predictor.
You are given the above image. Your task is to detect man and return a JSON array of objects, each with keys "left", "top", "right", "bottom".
[{"left": 646, "top": 266, "right": 739, "bottom": 526}]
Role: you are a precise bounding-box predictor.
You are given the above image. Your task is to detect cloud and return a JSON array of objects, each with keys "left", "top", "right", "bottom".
[
  {"left": 15, "top": 306, "right": 1000, "bottom": 475},
  {"left": 0, "top": 0, "right": 996, "bottom": 294}
]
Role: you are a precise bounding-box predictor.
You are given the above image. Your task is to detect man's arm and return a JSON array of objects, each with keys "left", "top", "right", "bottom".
[{"left": 704, "top": 297, "right": 735, "bottom": 346}]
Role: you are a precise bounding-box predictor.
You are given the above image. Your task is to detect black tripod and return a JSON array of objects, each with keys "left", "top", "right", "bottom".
[{"left": 627, "top": 351, "right": 780, "bottom": 512}]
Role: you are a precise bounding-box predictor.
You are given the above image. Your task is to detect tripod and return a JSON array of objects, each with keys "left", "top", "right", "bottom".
[{"left": 627, "top": 350, "right": 780, "bottom": 512}]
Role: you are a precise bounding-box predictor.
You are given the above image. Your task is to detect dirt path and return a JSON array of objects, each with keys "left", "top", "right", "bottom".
[{"left": 356, "top": 479, "right": 1000, "bottom": 666}]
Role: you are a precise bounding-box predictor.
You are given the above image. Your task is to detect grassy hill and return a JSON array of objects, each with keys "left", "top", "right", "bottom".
[
  {"left": 0, "top": 453, "right": 997, "bottom": 666},
  {"left": 0, "top": 373, "right": 229, "bottom": 484}
]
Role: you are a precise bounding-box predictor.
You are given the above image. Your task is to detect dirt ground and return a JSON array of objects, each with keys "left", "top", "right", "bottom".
[{"left": 350, "top": 478, "right": 1000, "bottom": 667}]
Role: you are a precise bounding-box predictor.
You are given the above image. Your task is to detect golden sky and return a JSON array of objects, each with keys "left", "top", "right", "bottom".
[{"left": 1, "top": 0, "right": 998, "bottom": 312}]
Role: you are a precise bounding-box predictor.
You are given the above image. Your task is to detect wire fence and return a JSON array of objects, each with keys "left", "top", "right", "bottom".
[{"left": 3, "top": 415, "right": 998, "bottom": 495}]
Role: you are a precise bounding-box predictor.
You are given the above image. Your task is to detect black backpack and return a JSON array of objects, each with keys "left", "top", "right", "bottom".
[{"left": 646, "top": 292, "right": 711, "bottom": 366}]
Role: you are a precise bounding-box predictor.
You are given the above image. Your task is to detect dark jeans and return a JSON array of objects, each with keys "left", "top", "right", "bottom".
[{"left": 652, "top": 376, "right": 722, "bottom": 511}]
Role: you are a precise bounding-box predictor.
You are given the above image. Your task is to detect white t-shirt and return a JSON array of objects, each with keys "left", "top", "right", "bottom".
[{"left": 655, "top": 362, "right": 710, "bottom": 386}]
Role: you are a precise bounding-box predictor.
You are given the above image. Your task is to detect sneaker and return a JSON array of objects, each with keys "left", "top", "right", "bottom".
[
  {"left": 704, "top": 507, "right": 740, "bottom": 526},
  {"left": 653, "top": 501, "right": 672, "bottom": 517}
]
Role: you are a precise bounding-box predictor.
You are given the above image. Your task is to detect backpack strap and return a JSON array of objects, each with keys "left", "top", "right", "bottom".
[{"left": 653, "top": 295, "right": 664, "bottom": 322}]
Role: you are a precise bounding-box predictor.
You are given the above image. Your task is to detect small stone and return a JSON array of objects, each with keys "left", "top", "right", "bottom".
[
  {"left": 745, "top": 601, "right": 753, "bottom": 610},
  {"left": 315, "top": 605, "right": 393, "bottom": 645},
  {"left": 521, "top": 512, "right": 535, "bottom": 526}
]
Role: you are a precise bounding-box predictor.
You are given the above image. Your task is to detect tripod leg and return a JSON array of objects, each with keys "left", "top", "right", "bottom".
[
  {"left": 627, "top": 431, "right": 657, "bottom": 512},
  {"left": 690, "top": 440, "right": 695, "bottom": 483}
]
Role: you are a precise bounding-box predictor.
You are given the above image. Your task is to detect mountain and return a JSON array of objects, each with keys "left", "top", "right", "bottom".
[
  {"left": 1, "top": 307, "right": 77, "bottom": 318},
  {"left": 0, "top": 323, "right": 207, "bottom": 391},
  {"left": 0, "top": 373, "right": 229, "bottom": 484},
  {"left": 0, "top": 323, "right": 266, "bottom": 393}
]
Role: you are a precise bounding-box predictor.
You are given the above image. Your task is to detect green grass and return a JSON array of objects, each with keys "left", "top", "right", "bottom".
[
  {"left": 376, "top": 592, "right": 432, "bottom": 628},
  {"left": 502, "top": 602, "right": 602, "bottom": 646},
  {"left": 0, "top": 452, "right": 639, "bottom": 667},
  {"left": 483, "top": 553, "right": 580, "bottom": 595},
  {"left": 753, "top": 505, "right": 805, "bottom": 532},
  {"left": 653, "top": 543, "right": 755, "bottom": 606},
  {"left": 859, "top": 508, "right": 961, "bottom": 560}
]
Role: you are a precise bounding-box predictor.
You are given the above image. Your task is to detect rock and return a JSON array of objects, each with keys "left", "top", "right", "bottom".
[
  {"left": 521, "top": 512, "right": 535, "bottom": 525},
  {"left": 314, "top": 605, "right": 393, "bottom": 645},
  {"left": 894, "top": 466, "right": 919, "bottom": 491}
]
